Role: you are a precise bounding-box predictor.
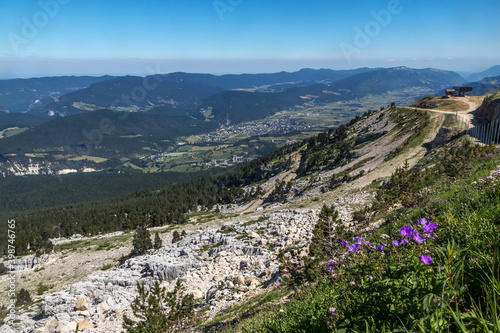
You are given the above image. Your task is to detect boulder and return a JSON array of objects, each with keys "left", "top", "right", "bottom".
[
  {"left": 45, "top": 317, "right": 59, "bottom": 329},
  {"left": 34, "top": 328, "right": 51, "bottom": 333},
  {"left": 242, "top": 246, "right": 262, "bottom": 256},
  {"left": 246, "top": 231, "right": 260, "bottom": 239},
  {"left": 97, "top": 301, "right": 110, "bottom": 315},
  {"left": 234, "top": 276, "right": 245, "bottom": 286},
  {"left": 66, "top": 322, "right": 77, "bottom": 332},
  {"left": 77, "top": 320, "right": 92, "bottom": 331},
  {"left": 75, "top": 298, "right": 90, "bottom": 311},
  {"left": 55, "top": 324, "right": 74, "bottom": 333},
  {"left": 192, "top": 291, "right": 203, "bottom": 299},
  {"left": 239, "top": 260, "right": 249, "bottom": 270},
  {"left": 247, "top": 278, "right": 260, "bottom": 287},
  {"left": 213, "top": 274, "right": 224, "bottom": 282},
  {"left": 206, "top": 287, "right": 218, "bottom": 302},
  {"left": 79, "top": 310, "right": 90, "bottom": 317}
]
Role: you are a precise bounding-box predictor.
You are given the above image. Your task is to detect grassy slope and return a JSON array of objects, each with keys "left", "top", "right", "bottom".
[{"left": 212, "top": 142, "right": 500, "bottom": 331}]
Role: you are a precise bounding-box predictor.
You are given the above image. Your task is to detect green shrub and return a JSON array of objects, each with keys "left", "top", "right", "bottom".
[
  {"left": 37, "top": 282, "right": 52, "bottom": 295},
  {"left": 0, "top": 263, "right": 8, "bottom": 276},
  {"left": 16, "top": 288, "right": 31, "bottom": 306}
]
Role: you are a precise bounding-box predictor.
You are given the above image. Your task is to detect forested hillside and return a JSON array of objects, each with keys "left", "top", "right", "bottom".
[
  {"left": 0, "top": 104, "right": 422, "bottom": 256},
  {"left": 0, "top": 110, "right": 217, "bottom": 157}
]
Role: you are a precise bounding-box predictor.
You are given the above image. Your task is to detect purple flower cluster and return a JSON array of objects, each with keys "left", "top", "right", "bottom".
[
  {"left": 331, "top": 216, "right": 438, "bottom": 277},
  {"left": 400, "top": 226, "right": 416, "bottom": 237},
  {"left": 348, "top": 243, "right": 360, "bottom": 252},
  {"left": 423, "top": 222, "right": 438, "bottom": 233},
  {"left": 327, "top": 260, "right": 335, "bottom": 273},
  {"left": 397, "top": 218, "right": 439, "bottom": 245},
  {"left": 341, "top": 235, "right": 371, "bottom": 253},
  {"left": 419, "top": 255, "right": 432, "bottom": 265},
  {"left": 413, "top": 233, "right": 426, "bottom": 244}
]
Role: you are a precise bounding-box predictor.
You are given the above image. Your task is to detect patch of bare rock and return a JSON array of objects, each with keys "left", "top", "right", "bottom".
[{"left": 1, "top": 209, "right": 319, "bottom": 333}]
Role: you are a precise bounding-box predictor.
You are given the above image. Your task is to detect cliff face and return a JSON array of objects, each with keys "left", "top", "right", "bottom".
[{"left": 477, "top": 92, "right": 500, "bottom": 122}]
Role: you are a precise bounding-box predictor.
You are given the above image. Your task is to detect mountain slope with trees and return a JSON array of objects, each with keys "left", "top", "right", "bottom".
[{"left": 0, "top": 75, "right": 116, "bottom": 113}]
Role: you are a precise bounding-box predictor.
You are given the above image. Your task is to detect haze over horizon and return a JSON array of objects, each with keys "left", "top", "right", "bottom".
[{"left": 1, "top": 0, "right": 499, "bottom": 79}]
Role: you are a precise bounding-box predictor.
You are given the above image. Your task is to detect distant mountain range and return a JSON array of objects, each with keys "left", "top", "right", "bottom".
[
  {"left": 466, "top": 65, "right": 500, "bottom": 82},
  {"left": 0, "top": 66, "right": 495, "bottom": 165},
  {"left": 467, "top": 75, "right": 500, "bottom": 96},
  {"left": 20, "top": 67, "right": 466, "bottom": 122},
  {"left": 0, "top": 75, "right": 116, "bottom": 114},
  {"left": 2, "top": 66, "right": 499, "bottom": 119}
]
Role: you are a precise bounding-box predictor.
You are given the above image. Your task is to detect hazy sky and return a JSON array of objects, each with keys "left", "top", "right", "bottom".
[{"left": 1, "top": 0, "right": 499, "bottom": 78}]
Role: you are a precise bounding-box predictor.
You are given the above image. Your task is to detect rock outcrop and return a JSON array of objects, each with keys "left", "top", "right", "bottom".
[
  {"left": 2, "top": 209, "right": 319, "bottom": 333},
  {"left": 2, "top": 255, "right": 48, "bottom": 272},
  {"left": 477, "top": 93, "right": 500, "bottom": 122}
]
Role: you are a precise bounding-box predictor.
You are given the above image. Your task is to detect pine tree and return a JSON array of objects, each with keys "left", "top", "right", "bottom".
[
  {"left": 123, "top": 280, "right": 195, "bottom": 332},
  {"left": 132, "top": 228, "right": 152, "bottom": 256},
  {"left": 172, "top": 231, "right": 180, "bottom": 244},
  {"left": 309, "top": 205, "right": 344, "bottom": 259},
  {"left": 153, "top": 232, "right": 162, "bottom": 250}
]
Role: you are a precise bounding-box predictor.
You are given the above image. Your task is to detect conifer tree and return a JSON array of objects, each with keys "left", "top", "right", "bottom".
[
  {"left": 153, "top": 231, "right": 162, "bottom": 250},
  {"left": 172, "top": 231, "right": 180, "bottom": 244},
  {"left": 309, "top": 205, "right": 343, "bottom": 259},
  {"left": 123, "top": 280, "right": 195, "bottom": 332},
  {"left": 132, "top": 228, "right": 152, "bottom": 256}
]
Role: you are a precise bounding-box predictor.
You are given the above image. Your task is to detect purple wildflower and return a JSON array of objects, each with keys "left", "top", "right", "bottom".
[
  {"left": 400, "top": 226, "right": 416, "bottom": 237},
  {"left": 392, "top": 240, "right": 400, "bottom": 246},
  {"left": 341, "top": 240, "right": 348, "bottom": 246},
  {"left": 329, "top": 307, "right": 336, "bottom": 315},
  {"left": 423, "top": 221, "right": 438, "bottom": 233},
  {"left": 413, "top": 233, "right": 426, "bottom": 244},
  {"left": 364, "top": 241, "right": 371, "bottom": 245},
  {"left": 419, "top": 255, "right": 433, "bottom": 265},
  {"left": 376, "top": 243, "right": 386, "bottom": 251},
  {"left": 401, "top": 239, "right": 408, "bottom": 244},
  {"left": 417, "top": 217, "right": 428, "bottom": 225},
  {"left": 348, "top": 243, "right": 360, "bottom": 252}
]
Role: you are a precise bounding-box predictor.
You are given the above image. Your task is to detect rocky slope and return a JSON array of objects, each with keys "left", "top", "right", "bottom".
[
  {"left": 2, "top": 209, "right": 318, "bottom": 333},
  {"left": 0, "top": 104, "right": 449, "bottom": 333}
]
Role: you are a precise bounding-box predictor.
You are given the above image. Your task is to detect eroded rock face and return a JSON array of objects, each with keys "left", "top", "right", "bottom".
[
  {"left": 4, "top": 255, "right": 48, "bottom": 272},
  {"left": 2, "top": 209, "right": 320, "bottom": 333},
  {"left": 477, "top": 94, "right": 500, "bottom": 122}
]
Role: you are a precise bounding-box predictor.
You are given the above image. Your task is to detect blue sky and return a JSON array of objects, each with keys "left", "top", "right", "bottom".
[{"left": 0, "top": 0, "right": 499, "bottom": 78}]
